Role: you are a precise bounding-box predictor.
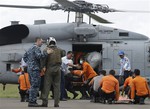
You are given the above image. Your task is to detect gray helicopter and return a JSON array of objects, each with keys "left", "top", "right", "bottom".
[{"left": 0, "top": 0, "right": 150, "bottom": 88}]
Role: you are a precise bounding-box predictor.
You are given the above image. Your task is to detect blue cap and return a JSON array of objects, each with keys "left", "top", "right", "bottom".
[{"left": 118, "top": 50, "right": 124, "bottom": 55}]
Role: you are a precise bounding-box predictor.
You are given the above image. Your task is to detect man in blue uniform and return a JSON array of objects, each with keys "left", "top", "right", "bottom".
[
  {"left": 118, "top": 50, "right": 131, "bottom": 80},
  {"left": 23, "top": 37, "right": 52, "bottom": 107}
]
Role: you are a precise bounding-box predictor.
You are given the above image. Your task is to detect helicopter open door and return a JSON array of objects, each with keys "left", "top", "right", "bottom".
[{"left": 72, "top": 44, "right": 102, "bottom": 72}]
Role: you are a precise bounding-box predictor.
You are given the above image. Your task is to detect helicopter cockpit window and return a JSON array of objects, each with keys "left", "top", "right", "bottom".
[{"left": 119, "top": 32, "right": 129, "bottom": 37}]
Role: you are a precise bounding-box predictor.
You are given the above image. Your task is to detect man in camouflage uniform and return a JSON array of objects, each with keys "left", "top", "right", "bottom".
[
  {"left": 23, "top": 37, "right": 52, "bottom": 107},
  {"left": 41, "top": 37, "right": 64, "bottom": 107}
]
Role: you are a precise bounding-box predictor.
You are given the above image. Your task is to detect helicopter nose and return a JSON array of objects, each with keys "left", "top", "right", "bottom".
[{"left": 0, "top": 24, "right": 29, "bottom": 45}]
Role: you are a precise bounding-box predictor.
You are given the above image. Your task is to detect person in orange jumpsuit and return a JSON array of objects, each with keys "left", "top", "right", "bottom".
[
  {"left": 18, "top": 67, "right": 30, "bottom": 102},
  {"left": 121, "top": 71, "right": 134, "bottom": 98},
  {"left": 79, "top": 56, "right": 97, "bottom": 99},
  {"left": 130, "top": 69, "right": 150, "bottom": 104},
  {"left": 99, "top": 69, "right": 119, "bottom": 104},
  {"left": 11, "top": 58, "right": 30, "bottom": 102},
  {"left": 80, "top": 57, "right": 97, "bottom": 83}
]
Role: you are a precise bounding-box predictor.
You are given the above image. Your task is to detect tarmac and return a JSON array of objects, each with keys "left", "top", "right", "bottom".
[{"left": 0, "top": 98, "right": 150, "bottom": 109}]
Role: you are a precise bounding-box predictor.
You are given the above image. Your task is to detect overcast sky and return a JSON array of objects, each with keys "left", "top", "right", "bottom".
[{"left": 0, "top": 0, "right": 150, "bottom": 37}]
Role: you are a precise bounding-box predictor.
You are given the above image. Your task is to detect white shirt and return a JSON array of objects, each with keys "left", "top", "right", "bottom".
[
  {"left": 119, "top": 56, "right": 131, "bottom": 75},
  {"left": 61, "top": 56, "right": 73, "bottom": 75},
  {"left": 93, "top": 75, "right": 104, "bottom": 92}
]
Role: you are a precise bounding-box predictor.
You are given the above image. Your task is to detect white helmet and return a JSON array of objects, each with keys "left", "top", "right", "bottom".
[{"left": 47, "top": 37, "right": 56, "bottom": 45}]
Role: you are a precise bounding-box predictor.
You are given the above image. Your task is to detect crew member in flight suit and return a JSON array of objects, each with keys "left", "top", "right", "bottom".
[{"left": 41, "top": 37, "right": 64, "bottom": 107}]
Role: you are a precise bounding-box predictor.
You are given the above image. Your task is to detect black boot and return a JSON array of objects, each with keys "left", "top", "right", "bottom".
[
  {"left": 28, "top": 102, "right": 41, "bottom": 107},
  {"left": 21, "top": 98, "right": 25, "bottom": 102},
  {"left": 40, "top": 100, "right": 48, "bottom": 107},
  {"left": 54, "top": 104, "right": 59, "bottom": 107},
  {"left": 20, "top": 95, "right": 25, "bottom": 102}
]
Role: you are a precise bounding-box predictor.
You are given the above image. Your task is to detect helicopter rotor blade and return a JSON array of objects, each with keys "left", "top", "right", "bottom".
[
  {"left": 85, "top": 13, "right": 112, "bottom": 24},
  {"left": 109, "top": 8, "right": 150, "bottom": 13},
  {"left": 0, "top": 4, "right": 51, "bottom": 9}
]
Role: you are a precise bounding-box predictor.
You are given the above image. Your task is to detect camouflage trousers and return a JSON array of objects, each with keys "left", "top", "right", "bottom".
[{"left": 28, "top": 69, "right": 41, "bottom": 103}]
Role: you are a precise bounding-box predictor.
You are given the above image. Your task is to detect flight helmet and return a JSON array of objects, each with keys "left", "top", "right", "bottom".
[{"left": 47, "top": 37, "right": 56, "bottom": 45}]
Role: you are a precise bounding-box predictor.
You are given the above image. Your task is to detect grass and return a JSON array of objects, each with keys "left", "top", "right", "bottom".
[
  {"left": 0, "top": 84, "right": 20, "bottom": 98},
  {"left": 0, "top": 84, "right": 82, "bottom": 99}
]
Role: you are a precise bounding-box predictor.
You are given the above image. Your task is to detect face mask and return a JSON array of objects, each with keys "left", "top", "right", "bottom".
[{"left": 80, "top": 60, "right": 83, "bottom": 64}]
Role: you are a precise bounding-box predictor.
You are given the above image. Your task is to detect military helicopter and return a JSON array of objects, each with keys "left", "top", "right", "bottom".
[{"left": 0, "top": 0, "right": 150, "bottom": 88}]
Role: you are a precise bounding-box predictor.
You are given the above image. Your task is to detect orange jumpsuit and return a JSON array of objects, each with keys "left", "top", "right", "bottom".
[
  {"left": 100, "top": 75, "right": 120, "bottom": 100},
  {"left": 72, "top": 70, "right": 83, "bottom": 77},
  {"left": 131, "top": 76, "right": 150, "bottom": 99},
  {"left": 18, "top": 73, "right": 30, "bottom": 90},
  {"left": 82, "top": 61, "right": 97, "bottom": 81},
  {"left": 123, "top": 76, "right": 133, "bottom": 87}
]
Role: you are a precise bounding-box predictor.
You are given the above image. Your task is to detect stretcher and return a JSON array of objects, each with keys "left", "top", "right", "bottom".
[{"left": 115, "top": 96, "right": 131, "bottom": 104}]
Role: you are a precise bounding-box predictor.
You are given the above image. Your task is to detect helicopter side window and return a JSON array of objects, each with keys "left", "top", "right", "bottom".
[
  {"left": 119, "top": 32, "right": 129, "bottom": 37},
  {"left": 6, "top": 63, "right": 11, "bottom": 71}
]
